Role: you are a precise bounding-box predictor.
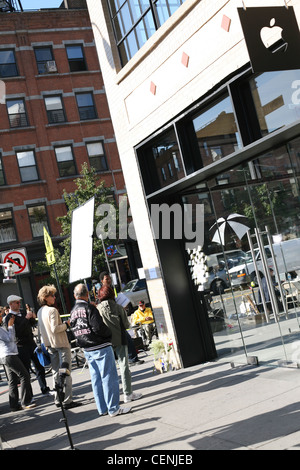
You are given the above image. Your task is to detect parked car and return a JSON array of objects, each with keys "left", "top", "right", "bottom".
[
  {"left": 228, "top": 238, "right": 300, "bottom": 287},
  {"left": 204, "top": 249, "right": 248, "bottom": 294},
  {"left": 121, "top": 278, "right": 149, "bottom": 314}
]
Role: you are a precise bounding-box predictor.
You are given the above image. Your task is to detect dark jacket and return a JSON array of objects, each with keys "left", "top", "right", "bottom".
[
  {"left": 5, "top": 311, "right": 36, "bottom": 348},
  {"left": 70, "top": 299, "right": 112, "bottom": 351},
  {"left": 97, "top": 299, "right": 130, "bottom": 347}
]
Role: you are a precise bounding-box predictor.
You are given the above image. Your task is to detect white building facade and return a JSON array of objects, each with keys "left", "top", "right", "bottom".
[{"left": 87, "top": 0, "right": 300, "bottom": 369}]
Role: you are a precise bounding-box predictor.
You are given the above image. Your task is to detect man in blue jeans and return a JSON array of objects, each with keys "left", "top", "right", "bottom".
[{"left": 70, "top": 283, "right": 132, "bottom": 417}]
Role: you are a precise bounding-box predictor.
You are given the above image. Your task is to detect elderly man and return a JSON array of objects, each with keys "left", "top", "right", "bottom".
[
  {"left": 70, "top": 283, "right": 132, "bottom": 416},
  {"left": 5, "top": 294, "right": 51, "bottom": 397}
]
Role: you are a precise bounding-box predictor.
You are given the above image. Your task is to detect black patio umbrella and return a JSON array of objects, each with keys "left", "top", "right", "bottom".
[{"left": 210, "top": 213, "right": 250, "bottom": 245}]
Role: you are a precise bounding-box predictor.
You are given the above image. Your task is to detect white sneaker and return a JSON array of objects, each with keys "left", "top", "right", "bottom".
[
  {"left": 124, "top": 392, "right": 143, "bottom": 403},
  {"left": 22, "top": 402, "right": 37, "bottom": 410},
  {"left": 109, "top": 406, "right": 132, "bottom": 417}
]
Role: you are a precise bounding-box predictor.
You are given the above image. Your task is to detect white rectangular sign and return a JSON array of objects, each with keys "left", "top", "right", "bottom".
[{"left": 69, "top": 197, "right": 95, "bottom": 284}]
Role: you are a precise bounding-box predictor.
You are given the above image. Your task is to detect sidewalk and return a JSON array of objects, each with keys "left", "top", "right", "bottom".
[{"left": 1, "top": 350, "right": 300, "bottom": 451}]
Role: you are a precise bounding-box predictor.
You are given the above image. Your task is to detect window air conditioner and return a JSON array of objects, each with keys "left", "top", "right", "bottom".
[{"left": 46, "top": 61, "right": 57, "bottom": 73}]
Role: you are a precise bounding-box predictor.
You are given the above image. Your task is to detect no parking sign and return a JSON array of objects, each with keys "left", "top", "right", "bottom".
[{"left": 0, "top": 248, "right": 30, "bottom": 275}]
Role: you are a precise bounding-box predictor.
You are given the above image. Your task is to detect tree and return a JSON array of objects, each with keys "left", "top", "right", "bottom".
[{"left": 38, "top": 163, "right": 118, "bottom": 286}]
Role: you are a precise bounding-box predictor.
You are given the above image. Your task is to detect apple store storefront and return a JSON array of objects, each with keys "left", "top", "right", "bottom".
[{"left": 137, "top": 66, "right": 300, "bottom": 368}]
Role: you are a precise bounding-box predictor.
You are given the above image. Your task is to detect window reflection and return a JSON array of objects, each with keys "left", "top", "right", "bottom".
[
  {"left": 151, "top": 129, "right": 185, "bottom": 189},
  {"left": 108, "top": 0, "right": 185, "bottom": 66},
  {"left": 250, "top": 70, "right": 300, "bottom": 136},
  {"left": 192, "top": 95, "right": 241, "bottom": 167}
]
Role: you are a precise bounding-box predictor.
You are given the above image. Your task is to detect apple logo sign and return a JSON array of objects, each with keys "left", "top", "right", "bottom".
[
  {"left": 260, "top": 18, "right": 287, "bottom": 52},
  {"left": 238, "top": 6, "right": 300, "bottom": 72}
]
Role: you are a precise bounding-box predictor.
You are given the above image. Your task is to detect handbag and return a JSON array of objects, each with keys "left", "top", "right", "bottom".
[{"left": 34, "top": 343, "right": 51, "bottom": 367}]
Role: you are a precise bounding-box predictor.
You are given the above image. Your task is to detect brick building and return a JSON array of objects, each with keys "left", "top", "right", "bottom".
[{"left": 0, "top": 2, "right": 126, "bottom": 308}]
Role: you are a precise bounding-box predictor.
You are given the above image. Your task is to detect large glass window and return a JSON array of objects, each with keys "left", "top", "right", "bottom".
[
  {"left": 192, "top": 95, "right": 242, "bottom": 168},
  {"left": 108, "top": 0, "right": 185, "bottom": 66},
  {"left": 6, "top": 98, "right": 28, "bottom": 128},
  {"left": 250, "top": 70, "right": 300, "bottom": 136},
  {"left": 55, "top": 145, "right": 77, "bottom": 177},
  {"left": 0, "top": 210, "right": 16, "bottom": 243},
  {"left": 138, "top": 127, "right": 185, "bottom": 194},
  {"left": 16, "top": 150, "right": 39, "bottom": 182},
  {"left": 0, "top": 50, "right": 18, "bottom": 77}
]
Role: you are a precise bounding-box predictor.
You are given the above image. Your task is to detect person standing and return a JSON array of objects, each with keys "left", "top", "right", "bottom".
[
  {"left": 4, "top": 295, "right": 51, "bottom": 396},
  {"left": 97, "top": 285, "right": 142, "bottom": 404},
  {"left": 0, "top": 310, "right": 35, "bottom": 411},
  {"left": 37, "top": 285, "right": 81, "bottom": 410},
  {"left": 70, "top": 283, "right": 132, "bottom": 416},
  {"left": 99, "top": 271, "right": 144, "bottom": 365}
]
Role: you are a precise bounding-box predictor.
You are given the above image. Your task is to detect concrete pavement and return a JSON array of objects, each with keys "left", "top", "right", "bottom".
[{"left": 1, "top": 350, "right": 300, "bottom": 452}]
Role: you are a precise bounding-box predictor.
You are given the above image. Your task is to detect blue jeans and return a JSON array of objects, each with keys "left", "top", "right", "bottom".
[{"left": 84, "top": 346, "right": 120, "bottom": 416}]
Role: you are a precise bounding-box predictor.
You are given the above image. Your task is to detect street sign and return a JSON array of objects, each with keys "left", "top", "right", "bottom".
[
  {"left": 0, "top": 248, "right": 30, "bottom": 275},
  {"left": 43, "top": 227, "right": 56, "bottom": 266},
  {"left": 45, "top": 250, "right": 55, "bottom": 266}
]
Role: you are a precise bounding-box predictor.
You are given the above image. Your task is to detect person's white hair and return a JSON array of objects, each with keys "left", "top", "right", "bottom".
[{"left": 74, "top": 283, "right": 88, "bottom": 298}]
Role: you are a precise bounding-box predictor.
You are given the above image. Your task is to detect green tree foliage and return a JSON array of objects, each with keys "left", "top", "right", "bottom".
[{"left": 37, "top": 163, "right": 118, "bottom": 286}]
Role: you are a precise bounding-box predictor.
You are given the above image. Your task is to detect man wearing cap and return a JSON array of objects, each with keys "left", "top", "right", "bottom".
[
  {"left": 5, "top": 294, "right": 51, "bottom": 396},
  {"left": 131, "top": 301, "right": 155, "bottom": 344},
  {"left": 0, "top": 309, "right": 35, "bottom": 411}
]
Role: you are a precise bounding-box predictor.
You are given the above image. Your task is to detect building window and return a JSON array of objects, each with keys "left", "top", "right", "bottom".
[
  {"left": 6, "top": 98, "right": 28, "bottom": 128},
  {"left": 107, "top": 0, "right": 185, "bottom": 66},
  {"left": 0, "top": 157, "right": 5, "bottom": 186},
  {"left": 55, "top": 145, "right": 77, "bottom": 177},
  {"left": 16, "top": 150, "right": 39, "bottom": 182},
  {"left": 44, "top": 96, "right": 66, "bottom": 124},
  {"left": 76, "top": 92, "right": 97, "bottom": 120},
  {"left": 0, "top": 210, "right": 17, "bottom": 243},
  {"left": 34, "top": 47, "right": 55, "bottom": 74},
  {"left": 86, "top": 142, "right": 108, "bottom": 171},
  {"left": 191, "top": 95, "right": 242, "bottom": 168},
  {"left": 137, "top": 127, "right": 185, "bottom": 194},
  {"left": 28, "top": 205, "right": 49, "bottom": 238},
  {"left": 66, "top": 45, "right": 87, "bottom": 72},
  {"left": 250, "top": 70, "right": 300, "bottom": 136},
  {"left": 0, "top": 50, "right": 18, "bottom": 77}
]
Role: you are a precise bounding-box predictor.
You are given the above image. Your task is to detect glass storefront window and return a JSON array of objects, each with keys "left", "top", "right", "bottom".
[
  {"left": 192, "top": 95, "right": 242, "bottom": 168},
  {"left": 250, "top": 70, "right": 300, "bottom": 136},
  {"left": 182, "top": 138, "right": 300, "bottom": 368}
]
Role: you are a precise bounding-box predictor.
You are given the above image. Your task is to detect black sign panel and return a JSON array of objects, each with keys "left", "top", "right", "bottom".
[{"left": 238, "top": 6, "right": 300, "bottom": 72}]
